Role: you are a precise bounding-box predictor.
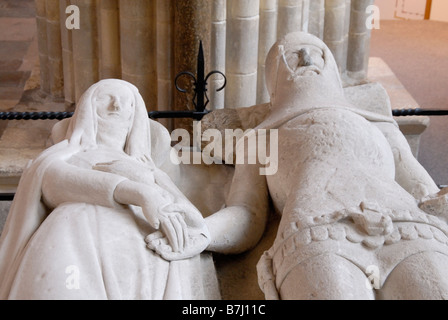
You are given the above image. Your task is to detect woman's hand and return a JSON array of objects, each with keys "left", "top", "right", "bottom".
[
  {"left": 143, "top": 206, "right": 188, "bottom": 252},
  {"left": 113, "top": 177, "right": 210, "bottom": 261},
  {"left": 419, "top": 187, "right": 448, "bottom": 223},
  {"left": 113, "top": 180, "right": 167, "bottom": 230},
  {"left": 145, "top": 203, "right": 210, "bottom": 261},
  {"left": 145, "top": 229, "right": 210, "bottom": 261}
]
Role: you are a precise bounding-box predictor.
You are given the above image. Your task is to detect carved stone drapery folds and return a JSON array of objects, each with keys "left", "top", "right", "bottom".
[{"left": 35, "top": 0, "right": 374, "bottom": 129}]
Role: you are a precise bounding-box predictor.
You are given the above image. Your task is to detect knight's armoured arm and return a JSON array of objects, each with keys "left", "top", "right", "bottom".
[
  {"left": 205, "top": 161, "right": 269, "bottom": 254},
  {"left": 375, "top": 122, "right": 439, "bottom": 199}
]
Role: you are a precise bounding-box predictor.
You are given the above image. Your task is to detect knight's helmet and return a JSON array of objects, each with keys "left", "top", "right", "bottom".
[{"left": 264, "top": 31, "right": 344, "bottom": 107}]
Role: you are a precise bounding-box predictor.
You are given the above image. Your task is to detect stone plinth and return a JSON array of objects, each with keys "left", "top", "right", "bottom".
[{"left": 368, "top": 57, "right": 429, "bottom": 157}]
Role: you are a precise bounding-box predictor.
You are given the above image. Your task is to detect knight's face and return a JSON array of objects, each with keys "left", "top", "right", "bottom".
[
  {"left": 283, "top": 44, "right": 325, "bottom": 77},
  {"left": 265, "top": 32, "right": 342, "bottom": 103}
]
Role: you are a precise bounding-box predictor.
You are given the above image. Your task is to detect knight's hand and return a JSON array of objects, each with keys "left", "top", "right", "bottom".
[
  {"left": 145, "top": 224, "right": 210, "bottom": 261},
  {"left": 419, "top": 188, "right": 448, "bottom": 222}
]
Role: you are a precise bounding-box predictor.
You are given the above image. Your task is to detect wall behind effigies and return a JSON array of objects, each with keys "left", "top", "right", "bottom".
[{"left": 35, "top": 0, "right": 375, "bottom": 130}]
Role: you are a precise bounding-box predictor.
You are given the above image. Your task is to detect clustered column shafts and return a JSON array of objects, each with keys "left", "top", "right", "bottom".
[
  {"left": 44, "top": 0, "right": 63, "bottom": 98},
  {"left": 324, "top": 0, "right": 348, "bottom": 74},
  {"left": 341, "top": 0, "right": 352, "bottom": 74},
  {"left": 209, "top": 0, "right": 227, "bottom": 110},
  {"left": 257, "top": 0, "right": 278, "bottom": 105},
  {"left": 59, "top": 0, "right": 74, "bottom": 104},
  {"left": 119, "top": 0, "right": 157, "bottom": 110},
  {"left": 225, "top": 0, "right": 260, "bottom": 109},
  {"left": 71, "top": 0, "right": 99, "bottom": 102},
  {"left": 35, "top": 0, "right": 64, "bottom": 98},
  {"left": 35, "top": 0, "right": 48, "bottom": 94},
  {"left": 97, "top": 0, "right": 121, "bottom": 80},
  {"left": 34, "top": 0, "right": 375, "bottom": 123},
  {"left": 156, "top": 0, "right": 175, "bottom": 129},
  {"left": 308, "top": 0, "right": 325, "bottom": 39},
  {"left": 277, "top": 0, "right": 310, "bottom": 39},
  {"left": 347, "top": 0, "right": 375, "bottom": 81}
]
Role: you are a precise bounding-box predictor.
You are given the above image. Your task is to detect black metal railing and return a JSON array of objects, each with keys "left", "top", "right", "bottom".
[
  {"left": 0, "top": 110, "right": 209, "bottom": 121},
  {"left": 3, "top": 107, "right": 448, "bottom": 122},
  {"left": 392, "top": 108, "right": 448, "bottom": 117}
]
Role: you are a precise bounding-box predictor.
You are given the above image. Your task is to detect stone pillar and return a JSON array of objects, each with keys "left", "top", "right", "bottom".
[
  {"left": 209, "top": 0, "right": 226, "bottom": 110},
  {"left": 257, "top": 0, "right": 278, "bottom": 105},
  {"left": 308, "top": 0, "right": 325, "bottom": 39},
  {"left": 225, "top": 0, "right": 259, "bottom": 108},
  {"left": 120, "top": 0, "right": 157, "bottom": 110},
  {"left": 301, "top": 0, "right": 310, "bottom": 32},
  {"left": 45, "top": 0, "right": 64, "bottom": 98},
  {"left": 156, "top": 0, "right": 174, "bottom": 129},
  {"left": 59, "top": 0, "right": 75, "bottom": 106},
  {"left": 324, "top": 0, "right": 348, "bottom": 73},
  {"left": 277, "top": 0, "right": 308, "bottom": 40},
  {"left": 35, "top": 0, "right": 50, "bottom": 94},
  {"left": 173, "top": 0, "right": 211, "bottom": 129},
  {"left": 98, "top": 0, "right": 121, "bottom": 80},
  {"left": 71, "top": 0, "right": 99, "bottom": 102},
  {"left": 346, "top": 0, "right": 375, "bottom": 82},
  {"left": 340, "top": 0, "right": 352, "bottom": 74}
]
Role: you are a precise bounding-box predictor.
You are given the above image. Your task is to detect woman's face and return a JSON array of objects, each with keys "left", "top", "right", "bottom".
[
  {"left": 93, "top": 83, "right": 136, "bottom": 150},
  {"left": 94, "top": 84, "right": 135, "bottom": 124}
]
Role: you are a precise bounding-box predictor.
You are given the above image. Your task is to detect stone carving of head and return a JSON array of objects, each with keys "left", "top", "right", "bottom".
[
  {"left": 94, "top": 82, "right": 135, "bottom": 125},
  {"left": 264, "top": 32, "right": 344, "bottom": 107},
  {"left": 61, "top": 79, "right": 153, "bottom": 162},
  {"left": 93, "top": 81, "right": 136, "bottom": 150}
]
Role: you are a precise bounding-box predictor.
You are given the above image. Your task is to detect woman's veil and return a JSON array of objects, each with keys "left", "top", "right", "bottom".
[{"left": 0, "top": 79, "right": 172, "bottom": 297}]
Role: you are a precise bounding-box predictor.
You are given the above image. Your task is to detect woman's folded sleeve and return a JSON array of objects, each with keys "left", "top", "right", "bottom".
[{"left": 41, "top": 159, "right": 127, "bottom": 209}]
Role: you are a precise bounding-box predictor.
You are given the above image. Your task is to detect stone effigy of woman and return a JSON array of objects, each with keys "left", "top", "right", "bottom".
[{"left": 0, "top": 79, "right": 217, "bottom": 300}]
